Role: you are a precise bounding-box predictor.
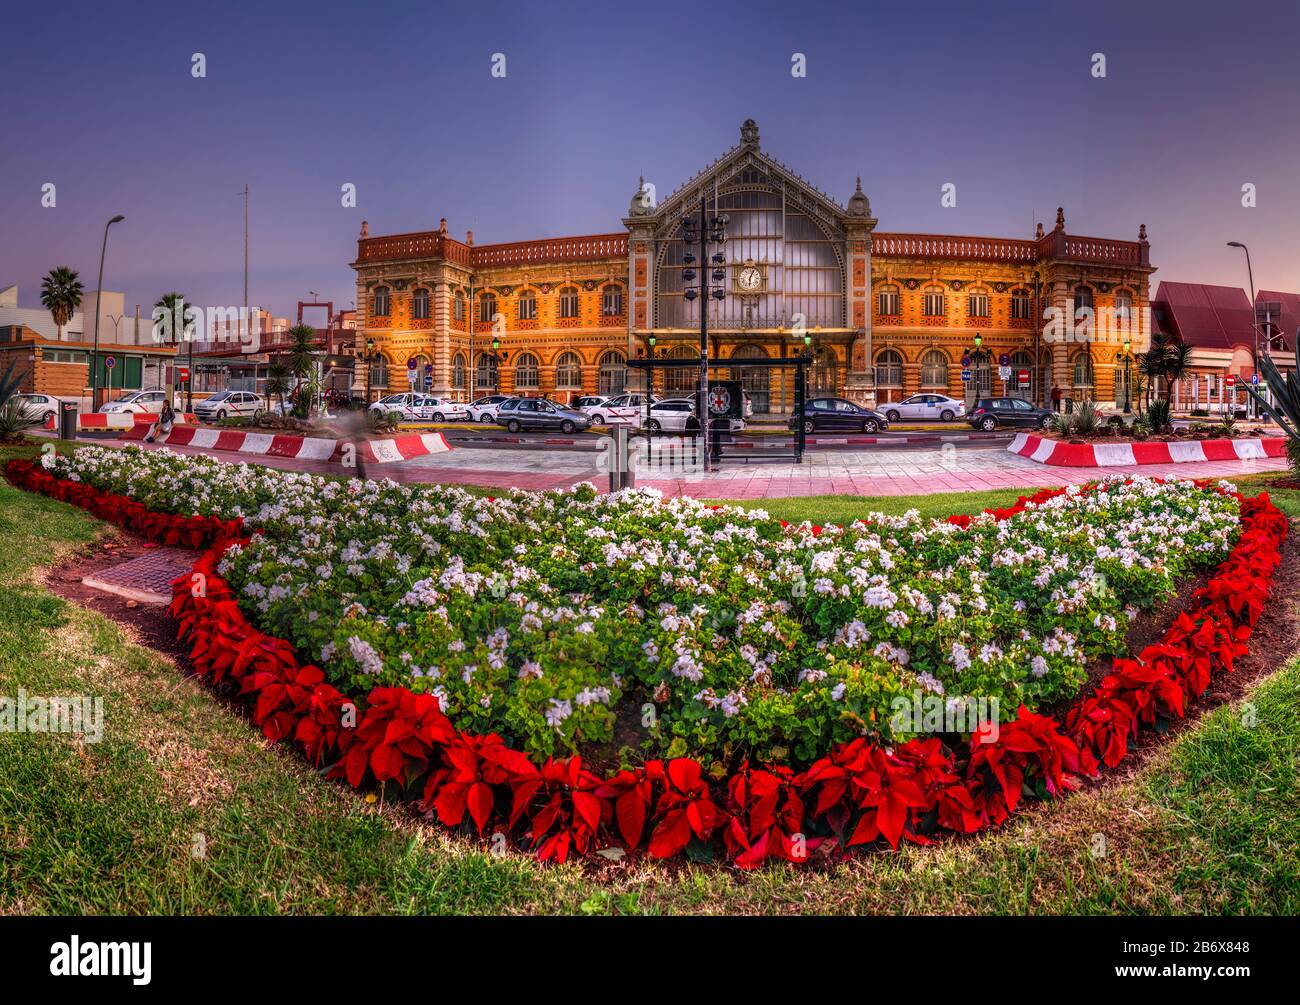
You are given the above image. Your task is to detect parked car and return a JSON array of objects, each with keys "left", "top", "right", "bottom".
[
  {"left": 9, "top": 393, "right": 60, "bottom": 424},
  {"left": 789, "top": 397, "right": 889, "bottom": 434},
  {"left": 571, "top": 395, "right": 610, "bottom": 411},
  {"left": 496, "top": 397, "right": 592, "bottom": 434},
  {"left": 401, "top": 395, "right": 467, "bottom": 422},
  {"left": 640, "top": 398, "right": 745, "bottom": 433},
  {"left": 966, "top": 397, "right": 1054, "bottom": 431},
  {"left": 882, "top": 393, "right": 965, "bottom": 423},
  {"left": 194, "top": 390, "right": 264, "bottom": 421},
  {"left": 466, "top": 395, "right": 512, "bottom": 422},
  {"left": 582, "top": 393, "right": 659, "bottom": 425},
  {"left": 99, "top": 389, "right": 170, "bottom": 415}
]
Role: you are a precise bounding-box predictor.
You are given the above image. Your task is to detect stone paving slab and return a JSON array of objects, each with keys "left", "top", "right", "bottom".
[{"left": 81, "top": 547, "right": 195, "bottom": 605}]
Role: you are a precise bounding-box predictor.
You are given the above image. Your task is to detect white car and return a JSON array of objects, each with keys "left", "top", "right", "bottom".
[
  {"left": 641, "top": 398, "right": 745, "bottom": 433},
  {"left": 881, "top": 394, "right": 965, "bottom": 423},
  {"left": 9, "top": 393, "right": 60, "bottom": 424},
  {"left": 465, "top": 395, "right": 511, "bottom": 422},
  {"left": 99, "top": 389, "right": 170, "bottom": 414},
  {"left": 398, "top": 395, "right": 467, "bottom": 422},
  {"left": 583, "top": 393, "right": 659, "bottom": 425},
  {"left": 194, "top": 390, "right": 264, "bottom": 421}
]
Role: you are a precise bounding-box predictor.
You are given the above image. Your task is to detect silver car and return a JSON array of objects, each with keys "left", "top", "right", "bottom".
[{"left": 496, "top": 398, "right": 592, "bottom": 434}]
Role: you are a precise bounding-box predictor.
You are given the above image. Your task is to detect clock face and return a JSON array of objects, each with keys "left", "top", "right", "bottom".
[{"left": 736, "top": 266, "right": 762, "bottom": 292}]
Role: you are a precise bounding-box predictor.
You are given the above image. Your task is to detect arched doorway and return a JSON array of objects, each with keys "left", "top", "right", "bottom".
[
  {"left": 812, "top": 346, "right": 838, "bottom": 396},
  {"left": 874, "top": 348, "right": 904, "bottom": 404},
  {"left": 729, "top": 344, "right": 770, "bottom": 413},
  {"left": 664, "top": 344, "right": 697, "bottom": 395}
]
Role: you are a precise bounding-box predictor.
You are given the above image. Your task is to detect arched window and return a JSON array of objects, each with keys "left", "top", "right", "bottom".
[
  {"left": 602, "top": 285, "right": 624, "bottom": 316},
  {"left": 454, "top": 291, "right": 466, "bottom": 322},
  {"left": 559, "top": 287, "right": 579, "bottom": 319},
  {"left": 479, "top": 293, "right": 497, "bottom": 324},
  {"left": 452, "top": 352, "right": 467, "bottom": 390},
  {"left": 517, "top": 290, "right": 537, "bottom": 321},
  {"left": 555, "top": 351, "right": 582, "bottom": 389},
  {"left": 475, "top": 353, "right": 498, "bottom": 392},
  {"left": 1010, "top": 288, "right": 1032, "bottom": 320},
  {"left": 967, "top": 290, "right": 990, "bottom": 318},
  {"left": 514, "top": 352, "right": 540, "bottom": 390},
  {"left": 1113, "top": 290, "right": 1133, "bottom": 338},
  {"left": 1072, "top": 352, "right": 1095, "bottom": 389},
  {"left": 875, "top": 348, "right": 904, "bottom": 386},
  {"left": 599, "top": 350, "right": 627, "bottom": 395},
  {"left": 369, "top": 352, "right": 390, "bottom": 389},
  {"left": 412, "top": 287, "right": 430, "bottom": 320},
  {"left": 922, "top": 286, "right": 945, "bottom": 317},
  {"left": 812, "top": 346, "right": 837, "bottom": 394},
  {"left": 372, "top": 287, "right": 390, "bottom": 317},
  {"left": 920, "top": 349, "right": 949, "bottom": 387},
  {"left": 877, "top": 285, "right": 900, "bottom": 316}
]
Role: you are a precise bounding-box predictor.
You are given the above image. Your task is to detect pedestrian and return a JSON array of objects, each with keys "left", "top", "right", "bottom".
[{"left": 1050, "top": 384, "right": 1062, "bottom": 412}]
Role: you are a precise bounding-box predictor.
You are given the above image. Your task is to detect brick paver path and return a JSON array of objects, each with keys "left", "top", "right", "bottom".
[
  {"left": 81, "top": 547, "right": 195, "bottom": 604},
  {"left": 101, "top": 437, "right": 1288, "bottom": 500}
]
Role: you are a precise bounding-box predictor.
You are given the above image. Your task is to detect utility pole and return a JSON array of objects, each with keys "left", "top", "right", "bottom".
[{"left": 243, "top": 184, "right": 249, "bottom": 348}]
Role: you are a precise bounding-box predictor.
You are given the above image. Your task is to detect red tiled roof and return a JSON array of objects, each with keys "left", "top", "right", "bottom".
[
  {"left": 1255, "top": 290, "right": 1299, "bottom": 352},
  {"left": 1152, "top": 281, "right": 1253, "bottom": 350}
]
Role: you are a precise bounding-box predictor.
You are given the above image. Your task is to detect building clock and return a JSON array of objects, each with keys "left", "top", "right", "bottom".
[{"left": 734, "top": 259, "right": 765, "bottom": 294}]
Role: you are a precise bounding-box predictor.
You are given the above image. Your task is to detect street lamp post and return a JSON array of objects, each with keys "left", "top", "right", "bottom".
[
  {"left": 89, "top": 214, "right": 125, "bottom": 411},
  {"left": 971, "top": 333, "right": 991, "bottom": 402},
  {"left": 679, "top": 199, "right": 727, "bottom": 468},
  {"left": 365, "top": 337, "right": 375, "bottom": 403},
  {"left": 1227, "top": 241, "right": 1258, "bottom": 417},
  {"left": 1121, "top": 338, "right": 1132, "bottom": 414}
]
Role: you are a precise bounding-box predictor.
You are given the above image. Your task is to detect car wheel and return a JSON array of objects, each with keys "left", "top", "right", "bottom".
[
  {"left": 560, "top": 420, "right": 576, "bottom": 434},
  {"left": 1040, "top": 415, "right": 1053, "bottom": 430},
  {"left": 803, "top": 419, "right": 815, "bottom": 435},
  {"left": 217, "top": 409, "right": 227, "bottom": 420},
  {"left": 980, "top": 416, "right": 997, "bottom": 431},
  {"left": 940, "top": 409, "right": 955, "bottom": 422},
  {"left": 646, "top": 418, "right": 661, "bottom": 432},
  {"left": 506, "top": 419, "right": 521, "bottom": 433},
  {"left": 886, "top": 409, "right": 900, "bottom": 423},
  {"left": 42, "top": 410, "right": 55, "bottom": 423},
  {"left": 432, "top": 412, "right": 444, "bottom": 423},
  {"left": 863, "top": 419, "right": 879, "bottom": 434},
  {"left": 591, "top": 413, "right": 606, "bottom": 425}
]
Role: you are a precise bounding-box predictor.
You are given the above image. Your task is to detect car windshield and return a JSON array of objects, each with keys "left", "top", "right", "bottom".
[{"left": 205, "top": 392, "right": 231, "bottom": 402}]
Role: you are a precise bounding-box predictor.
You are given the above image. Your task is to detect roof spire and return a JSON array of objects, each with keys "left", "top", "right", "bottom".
[
  {"left": 1054, "top": 207, "right": 1066, "bottom": 232},
  {"left": 740, "top": 119, "right": 759, "bottom": 146}
]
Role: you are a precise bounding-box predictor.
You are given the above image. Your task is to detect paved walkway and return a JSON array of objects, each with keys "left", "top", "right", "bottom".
[{"left": 99, "top": 437, "right": 1288, "bottom": 500}]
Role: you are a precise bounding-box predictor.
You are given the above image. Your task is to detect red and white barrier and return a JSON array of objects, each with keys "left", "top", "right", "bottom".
[
  {"left": 76, "top": 413, "right": 135, "bottom": 432},
  {"left": 140, "top": 426, "right": 451, "bottom": 464},
  {"left": 1009, "top": 432, "right": 1287, "bottom": 467}
]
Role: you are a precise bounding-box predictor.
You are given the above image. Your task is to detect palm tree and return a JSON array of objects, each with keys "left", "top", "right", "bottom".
[
  {"left": 266, "top": 361, "right": 292, "bottom": 414},
  {"left": 40, "top": 267, "right": 84, "bottom": 342},
  {"left": 1137, "top": 330, "right": 1191, "bottom": 406},
  {"left": 155, "top": 292, "right": 190, "bottom": 408},
  {"left": 284, "top": 324, "right": 319, "bottom": 418}
]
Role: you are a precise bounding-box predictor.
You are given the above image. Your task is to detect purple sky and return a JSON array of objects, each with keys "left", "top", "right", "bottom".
[{"left": 3, "top": 0, "right": 1298, "bottom": 319}]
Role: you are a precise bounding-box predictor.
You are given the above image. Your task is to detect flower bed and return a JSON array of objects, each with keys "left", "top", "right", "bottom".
[{"left": 5, "top": 449, "right": 1287, "bottom": 867}]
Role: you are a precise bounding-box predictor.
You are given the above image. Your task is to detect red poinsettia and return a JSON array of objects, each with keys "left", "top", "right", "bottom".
[
  {"left": 421, "top": 731, "right": 534, "bottom": 835},
  {"left": 507, "top": 755, "right": 610, "bottom": 862},
  {"left": 722, "top": 764, "right": 812, "bottom": 868},
  {"left": 801, "top": 738, "right": 929, "bottom": 849},
  {"left": 643, "top": 759, "right": 724, "bottom": 858},
  {"left": 332, "top": 686, "right": 454, "bottom": 789},
  {"left": 1065, "top": 694, "right": 1137, "bottom": 772}
]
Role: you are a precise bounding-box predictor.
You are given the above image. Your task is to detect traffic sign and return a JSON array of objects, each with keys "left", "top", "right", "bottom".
[
  {"left": 424, "top": 375, "right": 433, "bottom": 389},
  {"left": 1225, "top": 375, "right": 1237, "bottom": 387},
  {"left": 960, "top": 354, "right": 972, "bottom": 367},
  {"left": 104, "top": 356, "right": 116, "bottom": 369},
  {"left": 407, "top": 358, "right": 417, "bottom": 370},
  {"left": 1252, "top": 373, "right": 1260, "bottom": 385},
  {"left": 998, "top": 353, "right": 1011, "bottom": 367},
  {"left": 998, "top": 365, "right": 1012, "bottom": 381},
  {"left": 424, "top": 363, "right": 433, "bottom": 375},
  {"left": 1017, "top": 368, "right": 1031, "bottom": 386},
  {"left": 961, "top": 369, "right": 972, "bottom": 383},
  {"left": 178, "top": 366, "right": 190, "bottom": 382}
]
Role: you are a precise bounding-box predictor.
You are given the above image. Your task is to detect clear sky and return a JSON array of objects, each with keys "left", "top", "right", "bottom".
[{"left": 3, "top": 0, "right": 1298, "bottom": 319}]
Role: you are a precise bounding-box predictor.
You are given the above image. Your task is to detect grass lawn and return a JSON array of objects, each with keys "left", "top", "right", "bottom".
[{"left": 1, "top": 435, "right": 1297, "bottom": 914}]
